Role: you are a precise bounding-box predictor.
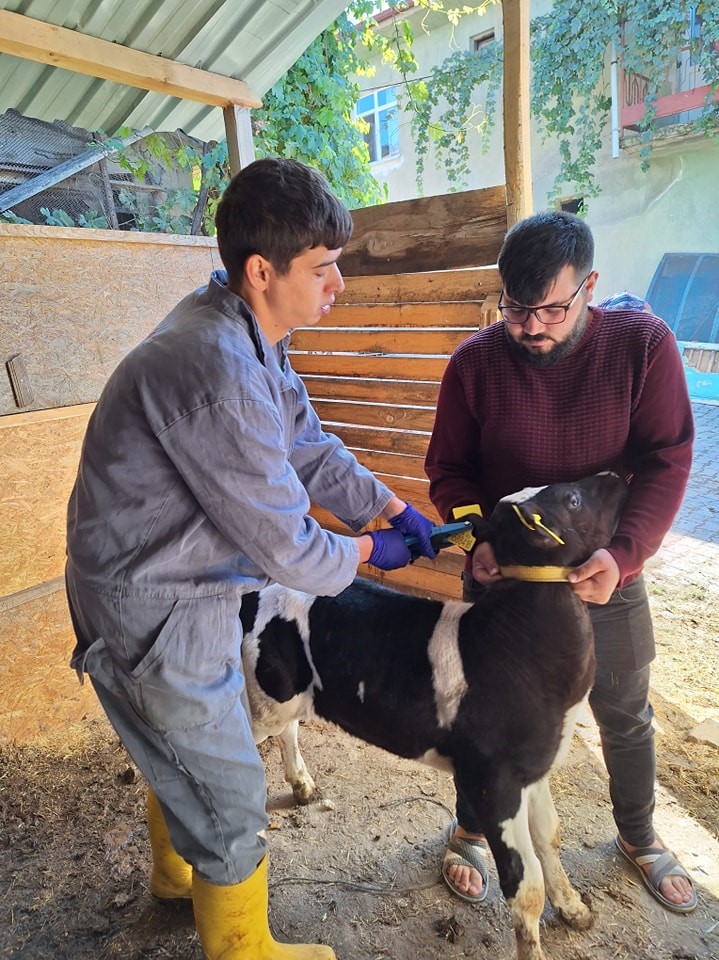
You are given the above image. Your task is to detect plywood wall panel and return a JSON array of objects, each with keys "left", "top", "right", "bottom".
[
  {"left": 1, "top": 405, "right": 93, "bottom": 596},
  {"left": 0, "top": 224, "right": 221, "bottom": 415},
  {"left": 0, "top": 587, "right": 103, "bottom": 745}
]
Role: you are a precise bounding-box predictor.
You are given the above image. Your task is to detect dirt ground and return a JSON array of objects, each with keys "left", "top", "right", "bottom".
[{"left": 2, "top": 571, "right": 718, "bottom": 960}]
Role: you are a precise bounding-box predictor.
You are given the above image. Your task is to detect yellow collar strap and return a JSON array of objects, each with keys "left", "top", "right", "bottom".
[{"left": 499, "top": 565, "right": 573, "bottom": 582}]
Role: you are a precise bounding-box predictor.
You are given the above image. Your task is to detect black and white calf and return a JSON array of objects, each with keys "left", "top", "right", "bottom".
[{"left": 240, "top": 472, "right": 628, "bottom": 960}]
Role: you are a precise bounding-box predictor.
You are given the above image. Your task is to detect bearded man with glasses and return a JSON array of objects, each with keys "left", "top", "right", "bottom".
[{"left": 425, "top": 210, "right": 697, "bottom": 915}]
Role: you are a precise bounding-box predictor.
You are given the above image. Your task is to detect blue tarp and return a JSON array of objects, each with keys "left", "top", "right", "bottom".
[{"left": 677, "top": 341, "right": 719, "bottom": 404}]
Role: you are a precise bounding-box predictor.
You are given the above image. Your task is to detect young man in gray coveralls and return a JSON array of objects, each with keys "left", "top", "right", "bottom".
[{"left": 66, "top": 157, "right": 436, "bottom": 960}]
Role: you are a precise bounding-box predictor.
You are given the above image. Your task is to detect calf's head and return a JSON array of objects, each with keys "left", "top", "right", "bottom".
[{"left": 485, "top": 471, "right": 628, "bottom": 569}]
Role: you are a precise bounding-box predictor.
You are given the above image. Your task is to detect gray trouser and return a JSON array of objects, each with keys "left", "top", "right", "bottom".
[
  {"left": 457, "top": 573, "right": 656, "bottom": 847},
  {"left": 66, "top": 572, "right": 268, "bottom": 885},
  {"left": 588, "top": 577, "right": 656, "bottom": 847}
]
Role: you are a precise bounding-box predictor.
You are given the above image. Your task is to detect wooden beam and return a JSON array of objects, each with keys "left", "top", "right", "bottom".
[
  {"left": 343, "top": 185, "right": 508, "bottom": 275},
  {"left": 502, "top": 0, "right": 533, "bottom": 225},
  {"left": 0, "top": 10, "right": 261, "bottom": 109},
  {"left": 224, "top": 105, "right": 256, "bottom": 177}
]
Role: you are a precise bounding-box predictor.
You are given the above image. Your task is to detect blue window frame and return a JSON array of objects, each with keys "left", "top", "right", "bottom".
[{"left": 356, "top": 87, "right": 400, "bottom": 163}]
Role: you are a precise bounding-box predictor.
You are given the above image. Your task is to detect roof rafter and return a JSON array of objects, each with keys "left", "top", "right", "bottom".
[{"left": 0, "top": 9, "right": 261, "bottom": 109}]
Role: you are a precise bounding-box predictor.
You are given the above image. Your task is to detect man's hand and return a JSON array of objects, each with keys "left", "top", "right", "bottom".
[
  {"left": 568, "top": 548, "right": 620, "bottom": 604},
  {"left": 470, "top": 541, "right": 503, "bottom": 586}
]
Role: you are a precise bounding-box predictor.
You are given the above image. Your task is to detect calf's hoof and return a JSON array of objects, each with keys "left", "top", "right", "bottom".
[
  {"left": 558, "top": 895, "right": 593, "bottom": 930},
  {"left": 291, "top": 777, "right": 318, "bottom": 805}
]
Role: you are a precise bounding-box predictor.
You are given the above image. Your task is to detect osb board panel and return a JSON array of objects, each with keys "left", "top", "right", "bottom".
[
  {"left": 1, "top": 406, "right": 92, "bottom": 595},
  {"left": 0, "top": 588, "right": 103, "bottom": 745},
  {"left": 0, "top": 224, "right": 222, "bottom": 416}
]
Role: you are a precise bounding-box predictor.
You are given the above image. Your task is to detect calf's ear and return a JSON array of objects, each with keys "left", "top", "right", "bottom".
[
  {"left": 465, "top": 514, "right": 490, "bottom": 545},
  {"left": 450, "top": 505, "right": 489, "bottom": 551}
]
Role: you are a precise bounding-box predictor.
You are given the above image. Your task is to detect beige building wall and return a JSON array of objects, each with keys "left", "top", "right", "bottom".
[{"left": 361, "top": 3, "right": 719, "bottom": 300}]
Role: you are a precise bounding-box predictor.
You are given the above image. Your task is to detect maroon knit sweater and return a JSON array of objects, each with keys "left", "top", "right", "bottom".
[{"left": 425, "top": 307, "right": 694, "bottom": 586}]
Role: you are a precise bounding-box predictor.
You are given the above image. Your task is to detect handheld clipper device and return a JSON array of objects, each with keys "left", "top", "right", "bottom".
[{"left": 403, "top": 520, "right": 475, "bottom": 559}]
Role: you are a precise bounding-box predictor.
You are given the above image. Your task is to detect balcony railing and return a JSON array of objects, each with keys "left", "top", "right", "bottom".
[{"left": 620, "top": 34, "right": 718, "bottom": 132}]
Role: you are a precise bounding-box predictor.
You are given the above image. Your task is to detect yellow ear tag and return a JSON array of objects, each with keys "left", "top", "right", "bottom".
[
  {"left": 446, "top": 529, "right": 477, "bottom": 551},
  {"left": 531, "top": 514, "right": 565, "bottom": 545},
  {"left": 451, "top": 503, "right": 483, "bottom": 552},
  {"left": 511, "top": 504, "right": 566, "bottom": 545},
  {"left": 511, "top": 503, "right": 536, "bottom": 531}
]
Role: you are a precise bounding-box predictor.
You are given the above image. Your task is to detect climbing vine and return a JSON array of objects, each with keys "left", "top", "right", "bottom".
[
  {"left": 251, "top": 5, "right": 391, "bottom": 210},
  {"left": 3, "top": 1, "right": 717, "bottom": 231},
  {"left": 406, "top": 42, "right": 502, "bottom": 192},
  {"left": 530, "top": 0, "right": 719, "bottom": 201},
  {"left": 403, "top": 0, "right": 719, "bottom": 201},
  {"left": 529, "top": 2, "right": 617, "bottom": 202}
]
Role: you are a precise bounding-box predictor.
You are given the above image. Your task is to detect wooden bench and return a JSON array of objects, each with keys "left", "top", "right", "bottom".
[{"left": 295, "top": 185, "right": 508, "bottom": 601}]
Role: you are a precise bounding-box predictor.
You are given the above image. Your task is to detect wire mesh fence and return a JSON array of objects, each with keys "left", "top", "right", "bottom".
[{"left": 0, "top": 108, "right": 227, "bottom": 235}]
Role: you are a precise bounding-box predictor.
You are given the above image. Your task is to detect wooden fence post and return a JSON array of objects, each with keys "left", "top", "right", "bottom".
[{"left": 502, "top": 0, "right": 533, "bottom": 225}]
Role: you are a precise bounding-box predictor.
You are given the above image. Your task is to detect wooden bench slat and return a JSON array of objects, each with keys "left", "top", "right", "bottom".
[
  {"left": 329, "top": 424, "right": 430, "bottom": 457},
  {"left": 323, "top": 302, "right": 484, "bottom": 328},
  {"left": 315, "top": 399, "right": 436, "bottom": 434},
  {"left": 370, "top": 477, "right": 435, "bottom": 515},
  {"left": 340, "top": 266, "right": 501, "bottom": 304},
  {"left": 343, "top": 184, "right": 507, "bottom": 275},
  {"left": 308, "top": 505, "right": 351, "bottom": 533},
  {"left": 363, "top": 563, "right": 463, "bottom": 600},
  {"left": 304, "top": 376, "right": 440, "bottom": 407},
  {"left": 347, "top": 449, "right": 427, "bottom": 481},
  {"left": 290, "top": 328, "right": 471, "bottom": 355},
  {"left": 292, "top": 354, "right": 450, "bottom": 381}
]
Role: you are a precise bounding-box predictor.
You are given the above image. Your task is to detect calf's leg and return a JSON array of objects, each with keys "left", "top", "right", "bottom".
[
  {"left": 527, "top": 777, "right": 592, "bottom": 929},
  {"left": 277, "top": 720, "right": 317, "bottom": 804},
  {"left": 490, "top": 787, "right": 547, "bottom": 960}
]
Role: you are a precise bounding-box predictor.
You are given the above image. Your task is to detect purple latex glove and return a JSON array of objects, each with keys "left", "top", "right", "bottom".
[
  {"left": 388, "top": 503, "right": 437, "bottom": 559},
  {"left": 368, "top": 529, "right": 412, "bottom": 570}
]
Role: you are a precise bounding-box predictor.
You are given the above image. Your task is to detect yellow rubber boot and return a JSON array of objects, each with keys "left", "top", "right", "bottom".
[
  {"left": 192, "top": 855, "right": 336, "bottom": 959},
  {"left": 146, "top": 787, "right": 193, "bottom": 900}
]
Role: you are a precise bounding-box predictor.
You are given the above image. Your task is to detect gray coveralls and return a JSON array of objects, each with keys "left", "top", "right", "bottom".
[{"left": 66, "top": 272, "right": 393, "bottom": 884}]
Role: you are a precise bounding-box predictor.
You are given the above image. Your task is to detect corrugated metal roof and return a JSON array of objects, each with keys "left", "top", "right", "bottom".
[{"left": 0, "top": 0, "right": 349, "bottom": 140}]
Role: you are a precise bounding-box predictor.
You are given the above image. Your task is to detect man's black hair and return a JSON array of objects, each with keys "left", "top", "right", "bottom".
[
  {"left": 497, "top": 210, "right": 594, "bottom": 305},
  {"left": 215, "top": 157, "right": 353, "bottom": 282}
]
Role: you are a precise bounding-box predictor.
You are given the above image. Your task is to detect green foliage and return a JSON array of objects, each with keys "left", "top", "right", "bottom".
[
  {"left": 531, "top": 0, "right": 719, "bottom": 203},
  {"left": 39, "top": 207, "right": 76, "bottom": 227},
  {"left": 76, "top": 211, "right": 109, "bottom": 229},
  {"left": 358, "top": 0, "right": 718, "bottom": 203},
  {"left": 252, "top": 1, "right": 496, "bottom": 203},
  {"left": 22, "top": 207, "right": 109, "bottom": 228},
  {"left": 372, "top": 0, "right": 719, "bottom": 201},
  {"left": 251, "top": 7, "right": 388, "bottom": 209},
  {"left": 107, "top": 134, "right": 229, "bottom": 235},
  {"left": 530, "top": 0, "right": 616, "bottom": 201},
  {"left": 117, "top": 187, "right": 197, "bottom": 234},
  {"left": 407, "top": 43, "right": 501, "bottom": 192},
  {"left": 694, "top": 2, "right": 719, "bottom": 132},
  {"left": 0, "top": 210, "right": 32, "bottom": 225}
]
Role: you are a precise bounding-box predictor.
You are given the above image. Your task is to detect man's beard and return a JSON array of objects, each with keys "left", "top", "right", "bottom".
[{"left": 505, "top": 308, "right": 590, "bottom": 368}]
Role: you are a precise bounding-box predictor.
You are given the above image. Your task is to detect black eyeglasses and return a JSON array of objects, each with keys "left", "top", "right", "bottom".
[{"left": 498, "top": 274, "right": 591, "bottom": 326}]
